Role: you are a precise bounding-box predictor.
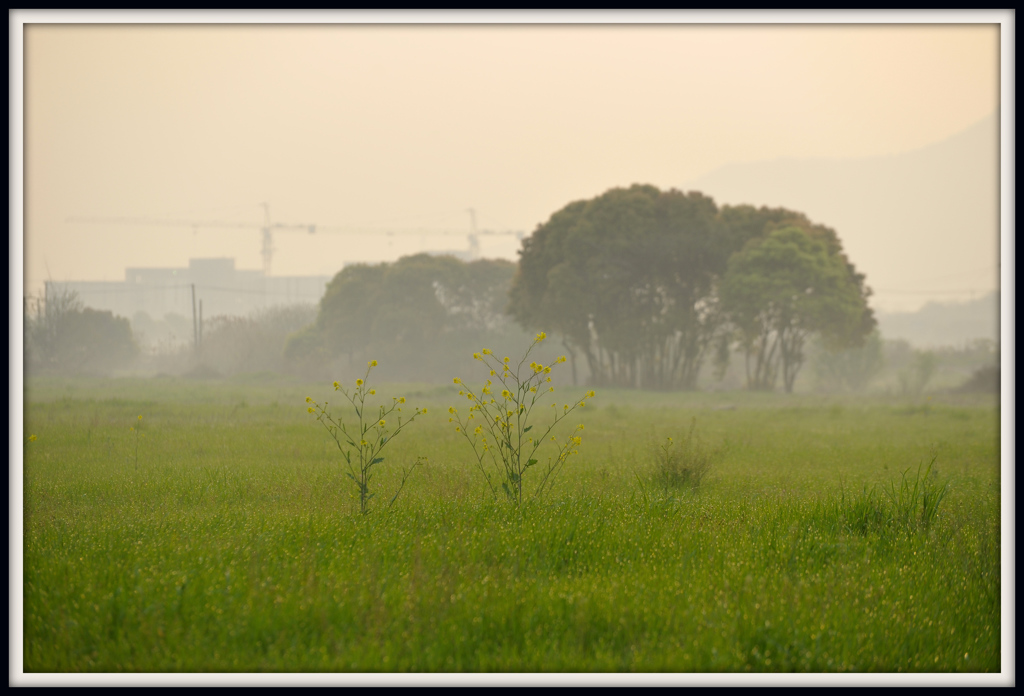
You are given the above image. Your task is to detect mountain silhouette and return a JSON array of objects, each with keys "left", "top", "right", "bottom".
[{"left": 687, "top": 113, "right": 1000, "bottom": 317}]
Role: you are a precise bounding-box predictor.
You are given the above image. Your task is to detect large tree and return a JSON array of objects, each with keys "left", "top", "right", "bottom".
[
  {"left": 509, "top": 184, "right": 732, "bottom": 390},
  {"left": 719, "top": 225, "right": 874, "bottom": 393},
  {"left": 285, "top": 254, "right": 532, "bottom": 382}
]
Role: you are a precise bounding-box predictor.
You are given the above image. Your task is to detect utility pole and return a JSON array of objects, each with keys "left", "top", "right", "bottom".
[
  {"left": 261, "top": 202, "right": 275, "bottom": 277},
  {"left": 191, "top": 283, "right": 198, "bottom": 357},
  {"left": 466, "top": 207, "right": 480, "bottom": 260}
]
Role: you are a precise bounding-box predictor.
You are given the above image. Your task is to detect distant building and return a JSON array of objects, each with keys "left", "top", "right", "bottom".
[{"left": 45, "top": 258, "right": 331, "bottom": 322}]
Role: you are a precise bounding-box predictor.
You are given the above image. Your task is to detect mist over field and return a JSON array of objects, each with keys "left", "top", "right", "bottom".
[{"left": 15, "top": 15, "right": 1009, "bottom": 683}]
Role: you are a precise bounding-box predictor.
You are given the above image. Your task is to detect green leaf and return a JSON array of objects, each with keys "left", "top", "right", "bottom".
[
  {"left": 370, "top": 457, "right": 385, "bottom": 465},
  {"left": 524, "top": 425, "right": 533, "bottom": 433},
  {"left": 527, "top": 459, "right": 538, "bottom": 467}
]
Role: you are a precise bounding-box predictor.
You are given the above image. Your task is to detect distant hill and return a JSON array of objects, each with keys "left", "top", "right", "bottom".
[
  {"left": 687, "top": 113, "right": 999, "bottom": 314},
  {"left": 875, "top": 291, "right": 999, "bottom": 349}
]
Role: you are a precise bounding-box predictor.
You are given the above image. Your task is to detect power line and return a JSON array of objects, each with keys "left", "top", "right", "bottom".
[
  {"left": 42, "top": 281, "right": 326, "bottom": 299},
  {"left": 871, "top": 288, "right": 998, "bottom": 296}
]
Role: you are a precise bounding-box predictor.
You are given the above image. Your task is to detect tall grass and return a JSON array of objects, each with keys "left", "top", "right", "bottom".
[
  {"left": 21, "top": 381, "right": 1001, "bottom": 673},
  {"left": 811, "top": 458, "right": 950, "bottom": 537}
]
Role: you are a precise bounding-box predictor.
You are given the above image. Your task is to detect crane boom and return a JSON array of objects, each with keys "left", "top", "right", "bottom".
[
  {"left": 66, "top": 208, "right": 526, "bottom": 270},
  {"left": 66, "top": 209, "right": 314, "bottom": 276}
]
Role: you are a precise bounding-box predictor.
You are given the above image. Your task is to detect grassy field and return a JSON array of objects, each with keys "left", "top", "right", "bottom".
[{"left": 19, "top": 373, "right": 1002, "bottom": 674}]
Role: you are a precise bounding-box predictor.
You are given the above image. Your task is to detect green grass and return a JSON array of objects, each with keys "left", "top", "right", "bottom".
[{"left": 21, "top": 376, "right": 1001, "bottom": 672}]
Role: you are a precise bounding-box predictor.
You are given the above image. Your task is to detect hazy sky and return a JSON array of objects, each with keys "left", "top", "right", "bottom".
[{"left": 17, "top": 15, "right": 1004, "bottom": 312}]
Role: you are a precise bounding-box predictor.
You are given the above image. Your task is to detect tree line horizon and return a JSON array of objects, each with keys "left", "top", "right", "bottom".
[{"left": 287, "top": 184, "right": 875, "bottom": 393}]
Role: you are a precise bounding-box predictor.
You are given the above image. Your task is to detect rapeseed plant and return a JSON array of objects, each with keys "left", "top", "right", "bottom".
[
  {"left": 450, "top": 332, "right": 594, "bottom": 507},
  {"left": 306, "top": 360, "right": 426, "bottom": 514}
]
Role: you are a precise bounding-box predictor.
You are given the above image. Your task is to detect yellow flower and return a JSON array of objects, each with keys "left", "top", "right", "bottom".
[
  {"left": 305, "top": 396, "right": 312, "bottom": 403},
  {"left": 398, "top": 397, "right": 406, "bottom": 404},
  {"left": 586, "top": 390, "right": 596, "bottom": 398},
  {"left": 420, "top": 408, "right": 427, "bottom": 414},
  {"left": 557, "top": 356, "right": 567, "bottom": 363},
  {"left": 490, "top": 370, "right": 496, "bottom": 376},
  {"left": 549, "top": 387, "right": 554, "bottom": 392},
  {"left": 579, "top": 424, "right": 585, "bottom": 430},
  {"left": 449, "top": 406, "right": 456, "bottom": 414},
  {"left": 530, "top": 387, "right": 537, "bottom": 393},
  {"left": 369, "top": 360, "right": 378, "bottom": 367},
  {"left": 473, "top": 352, "right": 482, "bottom": 360},
  {"left": 544, "top": 367, "right": 551, "bottom": 374},
  {"left": 379, "top": 419, "right": 386, "bottom": 427},
  {"left": 482, "top": 348, "right": 492, "bottom": 355},
  {"left": 503, "top": 357, "right": 510, "bottom": 363},
  {"left": 536, "top": 332, "right": 547, "bottom": 341},
  {"left": 138, "top": 415, "right": 143, "bottom": 420},
  {"left": 474, "top": 426, "right": 482, "bottom": 434},
  {"left": 356, "top": 379, "right": 363, "bottom": 387},
  {"left": 129, "top": 427, "right": 134, "bottom": 432},
  {"left": 307, "top": 407, "right": 314, "bottom": 413},
  {"left": 369, "top": 389, "right": 376, "bottom": 395},
  {"left": 501, "top": 389, "right": 511, "bottom": 399},
  {"left": 455, "top": 426, "right": 461, "bottom": 432},
  {"left": 333, "top": 381, "right": 339, "bottom": 389},
  {"left": 27, "top": 434, "right": 37, "bottom": 442},
  {"left": 453, "top": 377, "right": 461, "bottom": 384},
  {"left": 580, "top": 402, "right": 585, "bottom": 408},
  {"left": 360, "top": 439, "right": 368, "bottom": 446}
]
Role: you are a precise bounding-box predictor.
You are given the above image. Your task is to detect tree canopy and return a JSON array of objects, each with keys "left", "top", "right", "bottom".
[
  {"left": 286, "top": 254, "right": 543, "bottom": 383},
  {"left": 720, "top": 226, "right": 874, "bottom": 393},
  {"left": 25, "top": 289, "right": 139, "bottom": 375},
  {"left": 509, "top": 184, "right": 730, "bottom": 389},
  {"left": 508, "top": 185, "right": 874, "bottom": 392}
]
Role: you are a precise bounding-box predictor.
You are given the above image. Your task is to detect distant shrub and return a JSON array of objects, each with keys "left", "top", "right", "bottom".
[
  {"left": 25, "top": 288, "right": 139, "bottom": 376},
  {"left": 897, "top": 350, "right": 938, "bottom": 398},
  {"left": 953, "top": 364, "right": 1000, "bottom": 394},
  {"left": 650, "top": 418, "right": 722, "bottom": 491},
  {"left": 200, "top": 304, "right": 317, "bottom": 376}
]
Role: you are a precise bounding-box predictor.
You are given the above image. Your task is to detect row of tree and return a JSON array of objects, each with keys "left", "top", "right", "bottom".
[
  {"left": 24, "top": 290, "right": 139, "bottom": 375},
  {"left": 25, "top": 184, "right": 876, "bottom": 393},
  {"left": 284, "top": 254, "right": 557, "bottom": 383},
  {"left": 508, "top": 184, "right": 875, "bottom": 392}
]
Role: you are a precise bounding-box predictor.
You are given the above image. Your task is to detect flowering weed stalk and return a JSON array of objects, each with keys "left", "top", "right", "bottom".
[
  {"left": 306, "top": 360, "right": 426, "bottom": 514},
  {"left": 449, "top": 333, "right": 595, "bottom": 507},
  {"left": 129, "top": 415, "right": 142, "bottom": 471}
]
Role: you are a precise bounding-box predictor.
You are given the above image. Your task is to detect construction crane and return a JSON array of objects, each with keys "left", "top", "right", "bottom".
[
  {"left": 66, "top": 202, "right": 315, "bottom": 276},
  {"left": 67, "top": 205, "right": 525, "bottom": 269}
]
